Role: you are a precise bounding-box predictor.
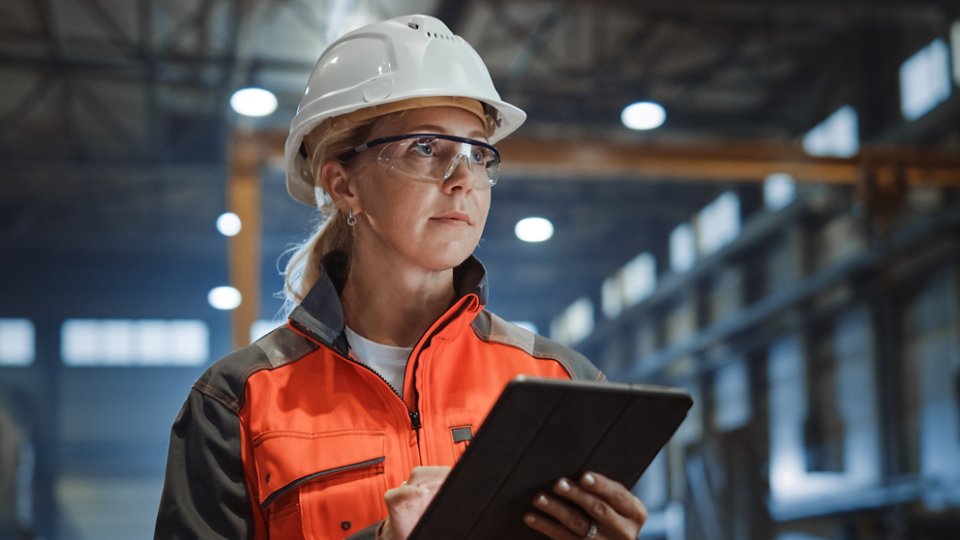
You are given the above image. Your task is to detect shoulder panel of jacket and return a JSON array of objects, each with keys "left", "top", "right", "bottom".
[
  {"left": 471, "top": 310, "right": 606, "bottom": 382},
  {"left": 193, "top": 325, "right": 319, "bottom": 413}
]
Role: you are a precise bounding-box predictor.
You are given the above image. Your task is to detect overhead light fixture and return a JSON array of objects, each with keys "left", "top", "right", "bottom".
[
  {"left": 230, "top": 87, "right": 278, "bottom": 117},
  {"left": 208, "top": 286, "right": 242, "bottom": 310},
  {"left": 515, "top": 217, "right": 554, "bottom": 243},
  {"left": 621, "top": 101, "right": 666, "bottom": 130},
  {"left": 216, "top": 212, "right": 242, "bottom": 237}
]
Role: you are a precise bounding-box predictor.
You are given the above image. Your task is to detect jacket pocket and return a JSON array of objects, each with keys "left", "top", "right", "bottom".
[{"left": 253, "top": 430, "right": 387, "bottom": 539}]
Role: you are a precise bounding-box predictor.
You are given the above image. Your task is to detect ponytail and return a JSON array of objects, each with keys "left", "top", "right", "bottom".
[{"left": 281, "top": 119, "right": 376, "bottom": 312}]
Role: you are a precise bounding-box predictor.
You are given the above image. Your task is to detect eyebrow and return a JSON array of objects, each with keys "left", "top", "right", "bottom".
[{"left": 406, "top": 124, "right": 488, "bottom": 141}]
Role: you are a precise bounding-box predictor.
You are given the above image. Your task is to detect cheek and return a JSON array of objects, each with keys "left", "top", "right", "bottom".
[
  {"left": 477, "top": 193, "right": 491, "bottom": 225},
  {"left": 358, "top": 179, "right": 429, "bottom": 230},
  {"left": 466, "top": 192, "right": 491, "bottom": 240}
]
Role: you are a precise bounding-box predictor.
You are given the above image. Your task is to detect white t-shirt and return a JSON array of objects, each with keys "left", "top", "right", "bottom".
[{"left": 344, "top": 326, "right": 412, "bottom": 396}]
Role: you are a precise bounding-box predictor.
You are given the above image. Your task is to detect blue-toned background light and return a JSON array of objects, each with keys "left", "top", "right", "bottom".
[
  {"left": 230, "top": 87, "right": 278, "bottom": 117},
  {"left": 515, "top": 217, "right": 554, "bottom": 243},
  {"left": 208, "top": 286, "right": 242, "bottom": 310},
  {"left": 621, "top": 101, "right": 667, "bottom": 130},
  {"left": 216, "top": 212, "right": 242, "bottom": 237}
]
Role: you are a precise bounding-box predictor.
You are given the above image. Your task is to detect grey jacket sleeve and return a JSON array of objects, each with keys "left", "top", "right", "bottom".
[{"left": 154, "top": 388, "right": 260, "bottom": 539}]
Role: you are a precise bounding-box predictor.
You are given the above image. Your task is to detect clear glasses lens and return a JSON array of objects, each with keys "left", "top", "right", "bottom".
[{"left": 377, "top": 137, "right": 500, "bottom": 187}]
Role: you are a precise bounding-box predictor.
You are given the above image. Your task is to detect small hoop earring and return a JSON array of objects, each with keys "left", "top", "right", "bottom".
[{"left": 346, "top": 209, "right": 357, "bottom": 227}]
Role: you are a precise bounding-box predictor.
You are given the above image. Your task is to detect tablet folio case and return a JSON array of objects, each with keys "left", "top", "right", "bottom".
[{"left": 409, "top": 377, "right": 693, "bottom": 539}]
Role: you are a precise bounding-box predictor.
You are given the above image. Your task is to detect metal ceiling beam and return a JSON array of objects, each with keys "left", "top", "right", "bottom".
[
  {"left": 435, "top": 0, "right": 473, "bottom": 33},
  {"left": 78, "top": 0, "right": 137, "bottom": 52},
  {"left": 577, "top": 0, "right": 948, "bottom": 26},
  {"left": 499, "top": 4, "right": 566, "bottom": 95},
  {"left": 0, "top": 75, "right": 55, "bottom": 153},
  {"left": 140, "top": 0, "right": 162, "bottom": 163},
  {"left": 243, "top": 128, "right": 960, "bottom": 186},
  {"left": 159, "top": 0, "right": 217, "bottom": 55},
  {"left": 0, "top": 51, "right": 313, "bottom": 85},
  {"left": 495, "top": 137, "right": 960, "bottom": 187},
  {"left": 227, "top": 129, "right": 264, "bottom": 350}
]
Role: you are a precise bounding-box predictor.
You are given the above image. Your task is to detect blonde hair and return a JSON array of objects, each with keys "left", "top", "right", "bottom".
[{"left": 281, "top": 118, "right": 377, "bottom": 310}]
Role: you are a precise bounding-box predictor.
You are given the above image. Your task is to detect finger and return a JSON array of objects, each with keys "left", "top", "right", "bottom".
[
  {"left": 407, "top": 465, "right": 451, "bottom": 485},
  {"left": 523, "top": 512, "right": 581, "bottom": 540},
  {"left": 384, "top": 485, "right": 429, "bottom": 507},
  {"left": 532, "top": 492, "right": 593, "bottom": 537},
  {"left": 414, "top": 478, "right": 445, "bottom": 491},
  {"left": 578, "top": 471, "right": 648, "bottom": 522},
  {"left": 554, "top": 477, "right": 636, "bottom": 534}
]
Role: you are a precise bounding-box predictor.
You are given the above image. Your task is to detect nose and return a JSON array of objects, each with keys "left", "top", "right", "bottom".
[{"left": 441, "top": 154, "right": 474, "bottom": 193}]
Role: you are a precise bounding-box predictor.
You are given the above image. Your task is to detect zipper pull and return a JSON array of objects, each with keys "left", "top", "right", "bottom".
[{"left": 409, "top": 410, "right": 422, "bottom": 430}]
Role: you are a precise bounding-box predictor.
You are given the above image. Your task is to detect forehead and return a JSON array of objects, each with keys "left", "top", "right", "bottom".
[{"left": 371, "top": 106, "right": 488, "bottom": 139}]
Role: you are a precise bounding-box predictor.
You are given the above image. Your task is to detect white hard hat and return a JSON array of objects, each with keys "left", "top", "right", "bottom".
[{"left": 284, "top": 13, "right": 527, "bottom": 206}]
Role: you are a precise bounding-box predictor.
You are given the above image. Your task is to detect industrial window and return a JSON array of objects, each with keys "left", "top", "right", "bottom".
[
  {"left": 602, "top": 274, "right": 623, "bottom": 319},
  {"left": 0, "top": 319, "right": 34, "bottom": 366},
  {"left": 900, "top": 38, "right": 952, "bottom": 121},
  {"left": 622, "top": 252, "right": 657, "bottom": 307},
  {"left": 713, "top": 359, "right": 751, "bottom": 431},
  {"left": 953, "top": 22, "right": 960, "bottom": 86},
  {"left": 61, "top": 319, "right": 208, "bottom": 367},
  {"left": 764, "top": 173, "right": 796, "bottom": 211},
  {"left": 602, "top": 252, "right": 657, "bottom": 319},
  {"left": 697, "top": 192, "right": 741, "bottom": 256},
  {"left": 550, "top": 297, "right": 594, "bottom": 346},
  {"left": 802, "top": 105, "right": 859, "bottom": 158},
  {"left": 670, "top": 223, "right": 696, "bottom": 274}
]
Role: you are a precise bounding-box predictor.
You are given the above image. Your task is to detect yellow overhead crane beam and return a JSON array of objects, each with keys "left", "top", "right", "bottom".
[
  {"left": 226, "top": 130, "right": 960, "bottom": 347},
  {"left": 246, "top": 130, "right": 960, "bottom": 186},
  {"left": 227, "top": 130, "right": 264, "bottom": 350},
  {"left": 495, "top": 137, "right": 960, "bottom": 187}
]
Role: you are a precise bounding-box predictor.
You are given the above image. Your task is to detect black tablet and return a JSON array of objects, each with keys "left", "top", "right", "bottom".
[{"left": 409, "top": 376, "right": 693, "bottom": 539}]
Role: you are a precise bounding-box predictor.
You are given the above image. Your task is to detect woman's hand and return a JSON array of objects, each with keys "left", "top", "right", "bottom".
[
  {"left": 523, "top": 471, "right": 648, "bottom": 540},
  {"left": 379, "top": 466, "right": 451, "bottom": 540}
]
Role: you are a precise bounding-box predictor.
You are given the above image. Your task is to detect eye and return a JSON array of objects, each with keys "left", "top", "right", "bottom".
[
  {"left": 411, "top": 138, "right": 437, "bottom": 157},
  {"left": 470, "top": 148, "right": 485, "bottom": 164}
]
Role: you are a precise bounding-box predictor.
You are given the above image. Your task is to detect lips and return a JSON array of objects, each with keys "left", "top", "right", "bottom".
[{"left": 431, "top": 211, "right": 471, "bottom": 225}]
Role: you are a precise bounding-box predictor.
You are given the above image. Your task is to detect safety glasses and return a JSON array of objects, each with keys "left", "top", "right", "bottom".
[{"left": 339, "top": 133, "right": 501, "bottom": 188}]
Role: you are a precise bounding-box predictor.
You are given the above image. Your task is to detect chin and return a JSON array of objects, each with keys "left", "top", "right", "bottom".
[{"left": 419, "top": 245, "right": 475, "bottom": 271}]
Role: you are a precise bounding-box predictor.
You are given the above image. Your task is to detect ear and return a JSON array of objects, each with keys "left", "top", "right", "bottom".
[{"left": 318, "top": 160, "right": 361, "bottom": 214}]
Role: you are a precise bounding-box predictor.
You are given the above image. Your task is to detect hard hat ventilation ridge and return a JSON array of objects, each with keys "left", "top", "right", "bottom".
[{"left": 425, "top": 31, "right": 456, "bottom": 41}]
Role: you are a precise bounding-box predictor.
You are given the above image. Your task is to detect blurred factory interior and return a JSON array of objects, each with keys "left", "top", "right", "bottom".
[{"left": 1, "top": 0, "right": 960, "bottom": 538}]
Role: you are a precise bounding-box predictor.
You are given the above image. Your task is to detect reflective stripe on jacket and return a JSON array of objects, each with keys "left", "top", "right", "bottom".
[{"left": 155, "top": 253, "right": 604, "bottom": 539}]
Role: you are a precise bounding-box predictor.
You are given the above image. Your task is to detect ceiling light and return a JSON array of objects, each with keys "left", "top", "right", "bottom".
[
  {"left": 208, "top": 286, "right": 242, "bottom": 310},
  {"left": 515, "top": 217, "right": 554, "bottom": 243},
  {"left": 230, "top": 87, "right": 278, "bottom": 117},
  {"left": 621, "top": 101, "right": 666, "bottom": 130},
  {"left": 216, "top": 212, "right": 242, "bottom": 237}
]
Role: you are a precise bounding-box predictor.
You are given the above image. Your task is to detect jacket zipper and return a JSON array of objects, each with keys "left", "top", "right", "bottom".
[
  {"left": 403, "top": 300, "right": 471, "bottom": 439},
  {"left": 290, "top": 297, "right": 474, "bottom": 447},
  {"left": 289, "top": 319, "right": 421, "bottom": 432},
  {"left": 346, "top": 354, "right": 422, "bottom": 431},
  {"left": 260, "top": 456, "right": 386, "bottom": 509}
]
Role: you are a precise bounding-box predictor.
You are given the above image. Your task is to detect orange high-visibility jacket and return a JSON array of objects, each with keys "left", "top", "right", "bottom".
[{"left": 155, "top": 254, "right": 604, "bottom": 539}]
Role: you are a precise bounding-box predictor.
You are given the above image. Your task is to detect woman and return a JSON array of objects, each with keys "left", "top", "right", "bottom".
[{"left": 155, "top": 14, "right": 648, "bottom": 540}]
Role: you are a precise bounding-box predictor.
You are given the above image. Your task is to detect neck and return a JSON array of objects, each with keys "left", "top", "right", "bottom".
[{"left": 340, "top": 249, "right": 457, "bottom": 348}]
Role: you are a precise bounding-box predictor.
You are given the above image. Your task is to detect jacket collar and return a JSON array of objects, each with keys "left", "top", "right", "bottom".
[{"left": 288, "top": 251, "right": 489, "bottom": 354}]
